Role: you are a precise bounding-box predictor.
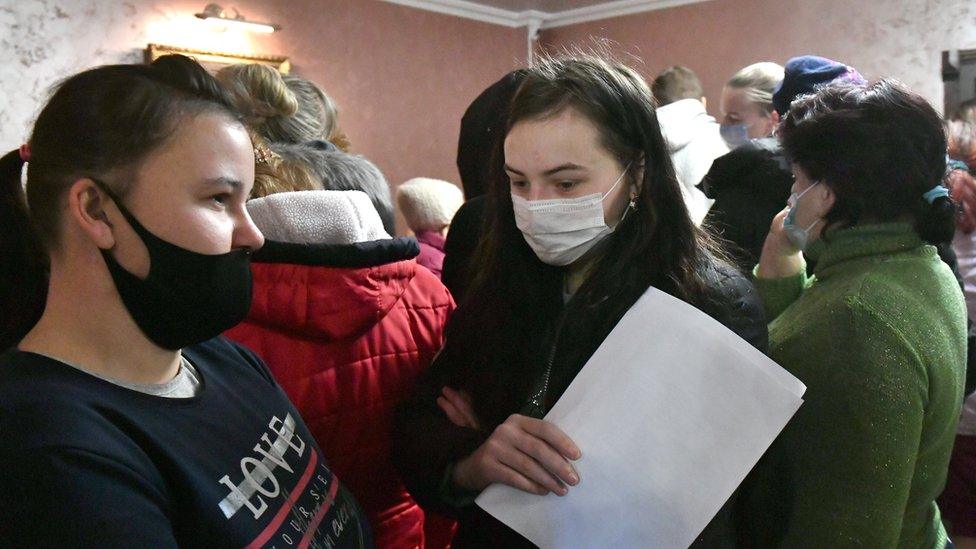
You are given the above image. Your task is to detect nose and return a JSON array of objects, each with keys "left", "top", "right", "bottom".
[
  {"left": 525, "top": 183, "right": 552, "bottom": 201},
  {"left": 233, "top": 208, "right": 265, "bottom": 251}
]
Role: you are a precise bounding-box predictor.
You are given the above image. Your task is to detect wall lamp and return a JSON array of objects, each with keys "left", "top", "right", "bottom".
[{"left": 195, "top": 3, "right": 280, "bottom": 34}]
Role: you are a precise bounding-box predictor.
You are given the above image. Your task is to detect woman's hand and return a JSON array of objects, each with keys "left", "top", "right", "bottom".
[
  {"left": 756, "top": 207, "right": 806, "bottom": 279},
  {"left": 452, "top": 414, "right": 581, "bottom": 496},
  {"left": 437, "top": 387, "right": 481, "bottom": 430}
]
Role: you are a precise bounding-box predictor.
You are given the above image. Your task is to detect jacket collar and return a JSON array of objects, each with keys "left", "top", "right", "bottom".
[
  {"left": 811, "top": 222, "right": 930, "bottom": 279},
  {"left": 247, "top": 190, "right": 390, "bottom": 246},
  {"left": 253, "top": 237, "right": 419, "bottom": 267}
]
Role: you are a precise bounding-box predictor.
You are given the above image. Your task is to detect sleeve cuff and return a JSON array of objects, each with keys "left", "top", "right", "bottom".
[
  {"left": 436, "top": 462, "right": 481, "bottom": 508},
  {"left": 752, "top": 265, "right": 808, "bottom": 321}
]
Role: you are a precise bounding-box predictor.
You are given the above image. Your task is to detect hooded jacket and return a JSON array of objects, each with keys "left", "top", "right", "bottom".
[
  {"left": 456, "top": 70, "right": 528, "bottom": 199},
  {"left": 224, "top": 190, "right": 456, "bottom": 549},
  {"left": 656, "top": 98, "right": 729, "bottom": 225},
  {"left": 701, "top": 138, "right": 794, "bottom": 268}
]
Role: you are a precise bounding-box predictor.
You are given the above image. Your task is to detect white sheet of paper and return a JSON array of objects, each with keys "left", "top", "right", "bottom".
[{"left": 476, "top": 286, "right": 805, "bottom": 548}]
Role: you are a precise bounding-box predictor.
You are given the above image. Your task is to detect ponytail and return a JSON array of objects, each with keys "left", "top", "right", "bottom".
[
  {"left": 1, "top": 54, "right": 239, "bottom": 349},
  {"left": 916, "top": 151, "right": 955, "bottom": 244},
  {"left": 917, "top": 191, "right": 957, "bottom": 243},
  {"left": 0, "top": 150, "right": 46, "bottom": 350}
]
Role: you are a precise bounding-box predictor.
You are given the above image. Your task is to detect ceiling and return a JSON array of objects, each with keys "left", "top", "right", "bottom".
[
  {"left": 381, "top": 0, "right": 713, "bottom": 28},
  {"left": 459, "top": 0, "right": 614, "bottom": 10}
]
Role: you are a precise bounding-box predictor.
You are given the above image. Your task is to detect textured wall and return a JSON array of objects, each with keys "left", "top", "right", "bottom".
[
  {"left": 0, "top": 0, "right": 525, "bottom": 232},
  {"left": 540, "top": 0, "right": 976, "bottom": 116}
]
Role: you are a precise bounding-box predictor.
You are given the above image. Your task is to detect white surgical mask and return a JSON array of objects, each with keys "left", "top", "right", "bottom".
[{"left": 512, "top": 164, "right": 632, "bottom": 266}]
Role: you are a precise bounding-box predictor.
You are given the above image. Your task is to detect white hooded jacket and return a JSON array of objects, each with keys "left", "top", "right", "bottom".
[{"left": 656, "top": 98, "right": 729, "bottom": 225}]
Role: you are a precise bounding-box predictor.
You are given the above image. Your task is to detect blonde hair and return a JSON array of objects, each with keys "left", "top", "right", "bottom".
[
  {"left": 726, "top": 62, "right": 784, "bottom": 114},
  {"left": 217, "top": 63, "right": 298, "bottom": 129},
  {"left": 282, "top": 74, "right": 341, "bottom": 144},
  {"left": 218, "top": 64, "right": 342, "bottom": 146},
  {"left": 249, "top": 132, "right": 321, "bottom": 198}
]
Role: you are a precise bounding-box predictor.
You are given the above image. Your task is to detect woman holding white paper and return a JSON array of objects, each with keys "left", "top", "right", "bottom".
[
  {"left": 748, "top": 80, "right": 966, "bottom": 547},
  {"left": 393, "top": 52, "right": 768, "bottom": 547}
]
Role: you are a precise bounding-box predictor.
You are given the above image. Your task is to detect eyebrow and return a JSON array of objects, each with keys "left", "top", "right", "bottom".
[
  {"left": 504, "top": 163, "right": 588, "bottom": 177},
  {"left": 203, "top": 177, "right": 244, "bottom": 191}
]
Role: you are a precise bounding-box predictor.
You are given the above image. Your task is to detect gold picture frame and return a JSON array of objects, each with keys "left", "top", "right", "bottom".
[{"left": 145, "top": 44, "right": 290, "bottom": 74}]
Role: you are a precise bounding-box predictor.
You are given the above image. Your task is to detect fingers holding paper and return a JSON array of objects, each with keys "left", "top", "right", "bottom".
[{"left": 452, "top": 414, "right": 581, "bottom": 497}]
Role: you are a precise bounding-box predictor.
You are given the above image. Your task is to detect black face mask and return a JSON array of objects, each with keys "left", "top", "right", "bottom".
[{"left": 94, "top": 180, "right": 253, "bottom": 350}]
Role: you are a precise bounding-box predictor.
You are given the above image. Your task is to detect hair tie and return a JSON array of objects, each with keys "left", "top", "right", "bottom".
[
  {"left": 948, "top": 159, "right": 970, "bottom": 173},
  {"left": 923, "top": 185, "right": 950, "bottom": 204},
  {"left": 18, "top": 143, "right": 30, "bottom": 163}
]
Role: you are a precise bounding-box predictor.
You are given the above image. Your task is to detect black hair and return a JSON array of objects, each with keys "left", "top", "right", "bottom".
[
  {"left": 779, "top": 79, "right": 954, "bottom": 244},
  {"left": 0, "top": 54, "right": 241, "bottom": 349}
]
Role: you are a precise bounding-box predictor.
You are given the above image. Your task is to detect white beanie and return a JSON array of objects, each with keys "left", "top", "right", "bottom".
[{"left": 396, "top": 178, "right": 464, "bottom": 233}]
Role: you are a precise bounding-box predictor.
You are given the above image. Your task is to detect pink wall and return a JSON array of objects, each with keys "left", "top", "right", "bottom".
[
  {"left": 0, "top": 0, "right": 525, "bottom": 234},
  {"left": 540, "top": 0, "right": 976, "bottom": 118},
  {"left": 237, "top": 0, "right": 526, "bottom": 231}
]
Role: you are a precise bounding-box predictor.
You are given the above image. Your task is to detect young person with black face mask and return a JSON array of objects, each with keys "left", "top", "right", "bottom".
[
  {"left": 0, "top": 55, "right": 370, "bottom": 547},
  {"left": 392, "top": 53, "right": 768, "bottom": 547}
]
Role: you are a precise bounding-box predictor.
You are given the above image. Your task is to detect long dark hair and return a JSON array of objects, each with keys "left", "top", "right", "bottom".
[
  {"left": 447, "top": 52, "right": 733, "bottom": 417},
  {"left": 0, "top": 55, "right": 240, "bottom": 350},
  {"left": 779, "top": 79, "right": 954, "bottom": 244}
]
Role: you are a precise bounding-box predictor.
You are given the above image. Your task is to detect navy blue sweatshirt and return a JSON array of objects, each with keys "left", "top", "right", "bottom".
[{"left": 0, "top": 337, "right": 371, "bottom": 548}]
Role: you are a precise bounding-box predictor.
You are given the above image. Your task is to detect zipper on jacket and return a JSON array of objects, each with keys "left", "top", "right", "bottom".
[{"left": 525, "top": 308, "right": 568, "bottom": 417}]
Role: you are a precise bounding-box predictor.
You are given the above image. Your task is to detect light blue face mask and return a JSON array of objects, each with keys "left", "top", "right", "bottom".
[
  {"left": 720, "top": 124, "right": 750, "bottom": 149},
  {"left": 783, "top": 182, "right": 822, "bottom": 251}
]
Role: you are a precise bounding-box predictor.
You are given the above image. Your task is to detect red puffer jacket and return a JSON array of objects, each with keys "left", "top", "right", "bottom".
[{"left": 225, "top": 236, "right": 455, "bottom": 549}]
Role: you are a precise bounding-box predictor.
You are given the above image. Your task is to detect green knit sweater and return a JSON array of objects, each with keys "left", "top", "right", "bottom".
[{"left": 747, "top": 223, "right": 966, "bottom": 548}]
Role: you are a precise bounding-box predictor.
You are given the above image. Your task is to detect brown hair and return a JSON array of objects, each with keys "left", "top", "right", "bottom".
[
  {"left": 947, "top": 120, "right": 976, "bottom": 234},
  {"left": 651, "top": 65, "right": 704, "bottom": 106},
  {"left": 0, "top": 54, "right": 240, "bottom": 349}
]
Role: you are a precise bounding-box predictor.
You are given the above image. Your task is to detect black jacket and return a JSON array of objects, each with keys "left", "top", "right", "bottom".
[
  {"left": 393, "top": 245, "right": 768, "bottom": 547},
  {"left": 702, "top": 139, "right": 793, "bottom": 270},
  {"left": 442, "top": 196, "right": 487, "bottom": 304}
]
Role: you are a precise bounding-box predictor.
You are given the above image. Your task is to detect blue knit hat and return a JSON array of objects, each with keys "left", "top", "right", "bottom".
[{"left": 772, "top": 55, "right": 866, "bottom": 116}]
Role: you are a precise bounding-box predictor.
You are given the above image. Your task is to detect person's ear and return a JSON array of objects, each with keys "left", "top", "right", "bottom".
[
  {"left": 66, "top": 178, "right": 116, "bottom": 250},
  {"left": 701, "top": 96, "right": 708, "bottom": 110},
  {"left": 814, "top": 184, "right": 836, "bottom": 217},
  {"left": 769, "top": 110, "right": 783, "bottom": 137}
]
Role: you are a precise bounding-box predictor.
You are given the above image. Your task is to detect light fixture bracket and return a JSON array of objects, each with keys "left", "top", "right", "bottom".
[{"left": 194, "top": 3, "right": 280, "bottom": 32}]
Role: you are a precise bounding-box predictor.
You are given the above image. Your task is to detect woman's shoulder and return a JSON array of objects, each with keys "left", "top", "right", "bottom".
[
  {"left": 838, "top": 251, "right": 963, "bottom": 314},
  {"left": 0, "top": 351, "right": 142, "bottom": 457},
  {"left": 695, "top": 259, "right": 769, "bottom": 352},
  {"left": 699, "top": 260, "right": 760, "bottom": 308}
]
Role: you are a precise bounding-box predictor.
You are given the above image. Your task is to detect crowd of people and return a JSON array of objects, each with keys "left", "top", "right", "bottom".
[{"left": 0, "top": 45, "right": 974, "bottom": 548}]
